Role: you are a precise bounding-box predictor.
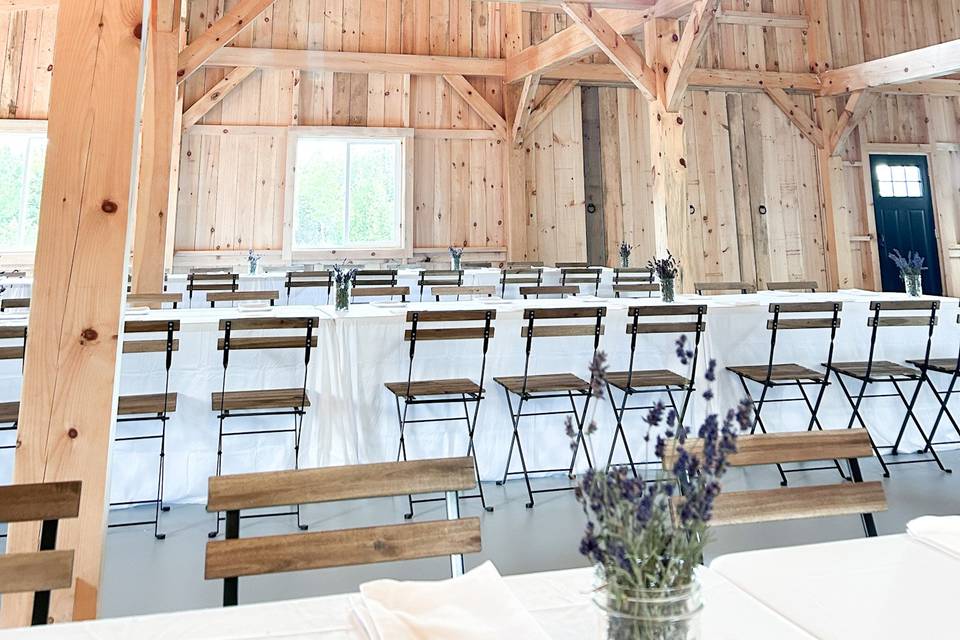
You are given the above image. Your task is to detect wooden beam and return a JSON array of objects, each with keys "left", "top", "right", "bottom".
[
  {"left": 0, "top": 0, "right": 55, "bottom": 9},
  {"left": 821, "top": 38, "right": 960, "bottom": 96},
  {"left": 132, "top": 0, "right": 182, "bottom": 295},
  {"left": 544, "top": 63, "right": 820, "bottom": 91},
  {"left": 502, "top": 5, "right": 529, "bottom": 261},
  {"left": 1, "top": 0, "right": 147, "bottom": 626},
  {"left": 176, "top": 0, "right": 277, "bottom": 84},
  {"left": 525, "top": 79, "right": 578, "bottom": 136},
  {"left": 442, "top": 75, "right": 508, "bottom": 139},
  {"left": 763, "top": 87, "right": 825, "bottom": 149},
  {"left": 498, "top": 0, "right": 655, "bottom": 7},
  {"left": 664, "top": 0, "right": 719, "bottom": 112},
  {"left": 182, "top": 66, "right": 257, "bottom": 129},
  {"left": 829, "top": 90, "right": 880, "bottom": 156},
  {"left": 882, "top": 79, "right": 960, "bottom": 96},
  {"left": 511, "top": 74, "right": 542, "bottom": 144},
  {"left": 560, "top": 2, "right": 656, "bottom": 100},
  {"left": 716, "top": 10, "right": 807, "bottom": 29}
]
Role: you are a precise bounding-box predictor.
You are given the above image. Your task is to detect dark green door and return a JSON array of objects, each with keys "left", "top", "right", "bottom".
[{"left": 869, "top": 154, "right": 942, "bottom": 296}]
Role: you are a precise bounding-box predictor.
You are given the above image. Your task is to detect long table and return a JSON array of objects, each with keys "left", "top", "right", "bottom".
[{"left": 0, "top": 291, "right": 956, "bottom": 505}]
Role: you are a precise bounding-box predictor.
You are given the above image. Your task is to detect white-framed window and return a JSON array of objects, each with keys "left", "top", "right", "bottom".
[
  {"left": 292, "top": 136, "right": 402, "bottom": 250},
  {"left": 874, "top": 163, "right": 924, "bottom": 198},
  {"left": 0, "top": 132, "right": 46, "bottom": 251}
]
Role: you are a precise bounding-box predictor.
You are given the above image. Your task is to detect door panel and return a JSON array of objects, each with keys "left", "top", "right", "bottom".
[{"left": 869, "top": 155, "right": 942, "bottom": 296}]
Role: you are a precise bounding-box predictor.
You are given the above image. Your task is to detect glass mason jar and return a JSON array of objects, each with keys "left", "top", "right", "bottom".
[
  {"left": 248, "top": 258, "right": 259, "bottom": 275},
  {"left": 335, "top": 282, "right": 351, "bottom": 311},
  {"left": 904, "top": 272, "right": 922, "bottom": 297},
  {"left": 620, "top": 254, "right": 630, "bottom": 268},
  {"left": 595, "top": 582, "right": 703, "bottom": 640},
  {"left": 660, "top": 276, "right": 676, "bottom": 303},
  {"left": 452, "top": 255, "right": 462, "bottom": 271}
]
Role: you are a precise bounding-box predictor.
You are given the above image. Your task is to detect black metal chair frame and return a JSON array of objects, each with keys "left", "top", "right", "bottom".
[
  {"left": 612, "top": 268, "right": 656, "bottom": 299},
  {"left": 187, "top": 272, "right": 239, "bottom": 307},
  {"left": 208, "top": 317, "right": 317, "bottom": 538},
  {"left": 913, "top": 313, "right": 960, "bottom": 451},
  {"left": 500, "top": 267, "right": 543, "bottom": 298},
  {"left": 392, "top": 309, "right": 495, "bottom": 518},
  {"left": 109, "top": 320, "right": 178, "bottom": 540},
  {"left": 606, "top": 305, "right": 705, "bottom": 478},
  {"left": 729, "top": 302, "right": 847, "bottom": 486},
  {"left": 829, "top": 300, "right": 949, "bottom": 477},
  {"left": 284, "top": 270, "right": 332, "bottom": 304},
  {"left": 560, "top": 267, "right": 602, "bottom": 296},
  {"left": 418, "top": 269, "right": 464, "bottom": 301},
  {"left": 496, "top": 307, "right": 606, "bottom": 508}
]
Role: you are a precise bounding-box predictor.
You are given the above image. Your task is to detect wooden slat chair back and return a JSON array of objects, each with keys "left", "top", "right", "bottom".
[
  {"left": 0, "top": 481, "right": 81, "bottom": 625},
  {"left": 860, "top": 300, "right": 940, "bottom": 380},
  {"left": 0, "top": 270, "right": 26, "bottom": 278},
  {"left": 519, "top": 285, "right": 578, "bottom": 299},
  {"left": 285, "top": 270, "right": 332, "bottom": 303},
  {"left": 560, "top": 267, "right": 602, "bottom": 295},
  {"left": 399, "top": 310, "right": 496, "bottom": 390},
  {"left": 1, "top": 297, "right": 30, "bottom": 312},
  {"left": 614, "top": 283, "right": 659, "bottom": 298},
  {"left": 207, "top": 290, "right": 279, "bottom": 308},
  {"left": 354, "top": 269, "right": 398, "bottom": 287},
  {"left": 694, "top": 281, "right": 757, "bottom": 295},
  {"left": 517, "top": 307, "right": 607, "bottom": 391},
  {"left": 187, "top": 272, "right": 239, "bottom": 304},
  {"left": 352, "top": 285, "right": 409, "bottom": 302},
  {"left": 662, "top": 430, "right": 886, "bottom": 536},
  {"left": 204, "top": 458, "right": 481, "bottom": 606},
  {"left": 208, "top": 316, "right": 321, "bottom": 536},
  {"left": 501, "top": 267, "right": 543, "bottom": 297},
  {"left": 432, "top": 285, "right": 496, "bottom": 300},
  {"left": 767, "top": 280, "right": 818, "bottom": 292},
  {"left": 556, "top": 261, "right": 589, "bottom": 268},
  {"left": 126, "top": 293, "right": 182, "bottom": 309},
  {"left": 417, "top": 269, "right": 464, "bottom": 300},
  {"left": 190, "top": 267, "right": 234, "bottom": 274},
  {"left": 613, "top": 268, "right": 654, "bottom": 284},
  {"left": 507, "top": 261, "right": 544, "bottom": 268},
  {"left": 462, "top": 261, "right": 493, "bottom": 268}
]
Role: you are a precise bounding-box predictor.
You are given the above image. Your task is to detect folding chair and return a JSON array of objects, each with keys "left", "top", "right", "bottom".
[
  {"left": 500, "top": 267, "right": 542, "bottom": 298},
  {"left": 695, "top": 281, "right": 756, "bottom": 295},
  {"left": 0, "top": 481, "right": 81, "bottom": 625},
  {"left": 109, "top": 320, "right": 180, "bottom": 539},
  {"left": 827, "top": 300, "right": 948, "bottom": 477},
  {"left": 285, "top": 270, "right": 332, "bottom": 304},
  {"left": 385, "top": 309, "right": 496, "bottom": 517},
  {"left": 462, "top": 261, "right": 493, "bottom": 268},
  {"left": 613, "top": 268, "right": 657, "bottom": 299},
  {"left": 354, "top": 269, "right": 398, "bottom": 288},
  {"left": 432, "top": 285, "right": 495, "bottom": 301},
  {"left": 561, "top": 267, "right": 602, "bottom": 295},
  {"left": 767, "top": 280, "right": 818, "bottom": 293},
  {"left": 727, "top": 302, "right": 847, "bottom": 485},
  {"left": 520, "top": 285, "right": 578, "bottom": 299},
  {"left": 418, "top": 269, "right": 464, "bottom": 301},
  {"left": 556, "top": 262, "right": 589, "bottom": 268},
  {"left": 187, "top": 272, "right": 238, "bottom": 306},
  {"left": 907, "top": 313, "right": 960, "bottom": 451},
  {"left": 1, "top": 298, "right": 29, "bottom": 313},
  {"left": 207, "top": 290, "right": 279, "bottom": 308},
  {"left": 494, "top": 306, "right": 606, "bottom": 508},
  {"left": 605, "top": 305, "right": 706, "bottom": 477},
  {"left": 127, "top": 293, "right": 182, "bottom": 309},
  {"left": 208, "top": 316, "right": 319, "bottom": 537},
  {"left": 204, "top": 458, "right": 480, "bottom": 607},
  {"left": 352, "top": 286, "right": 409, "bottom": 303}
]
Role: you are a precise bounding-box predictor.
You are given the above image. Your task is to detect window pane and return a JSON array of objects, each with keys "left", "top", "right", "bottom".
[
  {"left": 293, "top": 139, "right": 347, "bottom": 248},
  {"left": 890, "top": 165, "right": 907, "bottom": 181},
  {"left": 347, "top": 142, "right": 397, "bottom": 245},
  {"left": 892, "top": 181, "right": 908, "bottom": 197},
  {"left": 907, "top": 181, "right": 923, "bottom": 198},
  {"left": 22, "top": 139, "right": 46, "bottom": 250},
  {"left": 878, "top": 181, "right": 894, "bottom": 197},
  {"left": 905, "top": 166, "right": 921, "bottom": 181},
  {"left": 875, "top": 164, "right": 891, "bottom": 181},
  {"left": 0, "top": 137, "right": 28, "bottom": 248}
]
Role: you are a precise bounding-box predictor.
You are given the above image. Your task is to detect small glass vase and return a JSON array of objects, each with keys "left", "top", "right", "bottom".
[
  {"left": 595, "top": 582, "right": 703, "bottom": 640},
  {"left": 660, "top": 276, "right": 676, "bottom": 303},
  {"left": 335, "top": 283, "right": 350, "bottom": 311},
  {"left": 248, "top": 259, "right": 259, "bottom": 276},
  {"left": 904, "top": 273, "right": 922, "bottom": 297},
  {"left": 620, "top": 255, "right": 630, "bottom": 268},
  {"left": 452, "top": 256, "right": 462, "bottom": 271}
]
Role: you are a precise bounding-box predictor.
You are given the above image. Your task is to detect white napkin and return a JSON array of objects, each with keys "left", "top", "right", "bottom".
[
  {"left": 907, "top": 516, "right": 960, "bottom": 559},
  {"left": 351, "top": 562, "right": 551, "bottom": 640}
]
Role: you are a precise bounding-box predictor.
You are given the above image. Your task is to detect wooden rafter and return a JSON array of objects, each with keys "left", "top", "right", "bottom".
[
  {"left": 499, "top": 0, "right": 655, "bottom": 7},
  {"left": 442, "top": 75, "right": 509, "bottom": 139},
  {"left": 717, "top": 10, "right": 807, "bottom": 29},
  {"left": 182, "top": 66, "right": 258, "bottom": 129},
  {"left": 764, "top": 87, "right": 824, "bottom": 149},
  {"left": 828, "top": 90, "right": 879, "bottom": 156},
  {"left": 820, "top": 38, "right": 960, "bottom": 96},
  {"left": 511, "top": 74, "right": 542, "bottom": 144},
  {"left": 0, "top": 0, "right": 55, "bottom": 9},
  {"left": 882, "top": 79, "right": 960, "bottom": 96},
  {"left": 177, "top": 0, "right": 278, "bottom": 84},
  {"left": 663, "top": 0, "right": 719, "bottom": 111},
  {"left": 525, "top": 79, "right": 579, "bottom": 138},
  {"left": 560, "top": 2, "right": 656, "bottom": 100}
]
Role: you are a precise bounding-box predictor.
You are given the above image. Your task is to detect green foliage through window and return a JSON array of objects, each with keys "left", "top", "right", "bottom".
[{"left": 0, "top": 134, "right": 45, "bottom": 251}]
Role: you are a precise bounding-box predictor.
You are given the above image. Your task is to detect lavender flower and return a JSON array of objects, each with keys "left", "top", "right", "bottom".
[
  {"left": 333, "top": 261, "right": 358, "bottom": 286},
  {"left": 448, "top": 247, "right": 464, "bottom": 259},
  {"left": 619, "top": 241, "right": 633, "bottom": 260},
  {"left": 647, "top": 251, "right": 680, "bottom": 280},
  {"left": 888, "top": 249, "right": 925, "bottom": 276}
]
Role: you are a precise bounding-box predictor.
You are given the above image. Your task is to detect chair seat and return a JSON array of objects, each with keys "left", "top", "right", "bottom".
[
  {"left": 211, "top": 388, "right": 310, "bottom": 411},
  {"left": 495, "top": 373, "right": 590, "bottom": 394},
  {"left": 907, "top": 358, "right": 958, "bottom": 375},
  {"left": 0, "top": 401, "right": 19, "bottom": 423},
  {"left": 826, "top": 360, "right": 919, "bottom": 380},
  {"left": 117, "top": 393, "right": 178, "bottom": 416},
  {"left": 727, "top": 363, "right": 825, "bottom": 384},
  {"left": 606, "top": 370, "right": 690, "bottom": 390},
  {"left": 385, "top": 378, "right": 482, "bottom": 398}
]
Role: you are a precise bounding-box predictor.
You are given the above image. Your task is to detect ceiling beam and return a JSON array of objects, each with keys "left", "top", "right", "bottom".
[
  {"left": 717, "top": 10, "right": 807, "bottom": 29},
  {"left": 511, "top": 74, "right": 542, "bottom": 144},
  {"left": 177, "top": 0, "right": 278, "bottom": 84},
  {"left": 764, "top": 87, "right": 825, "bottom": 149},
  {"left": 663, "top": 0, "right": 719, "bottom": 112},
  {"left": 879, "top": 78, "right": 960, "bottom": 96},
  {"left": 498, "top": 0, "right": 655, "bottom": 8},
  {"left": 0, "top": 0, "right": 55, "bottom": 9},
  {"left": 182, "top": 67, "right": 258, "bottom": 129},
  {"left": 820, "top": 38, "right": 960, "bottom": 96},
  {"left": 828, "top": 90, "right": 879, "bottom": 156},
  {"left": 526, "top": 79, "right": 579, "bottom": 137},
  {"left": 442, "top": 75, "right": 509, "bottom": 139},
  {"left": 560, "top": 2, "right": 656, "bottom": 100}
]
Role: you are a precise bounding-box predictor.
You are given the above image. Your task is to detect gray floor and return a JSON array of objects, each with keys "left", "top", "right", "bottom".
[{"left": 91, "top": 447, "right": 960, "bottom": 618}]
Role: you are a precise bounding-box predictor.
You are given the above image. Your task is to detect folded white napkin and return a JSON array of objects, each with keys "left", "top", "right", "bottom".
[
  {"left": 907, "top": 516, "right": 960, "bottom": 559},
  {"left": 351, "top": 562, "right": 551, "bottom": 640}
]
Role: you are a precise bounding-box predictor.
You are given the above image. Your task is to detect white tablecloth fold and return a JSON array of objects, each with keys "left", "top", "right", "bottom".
[
  {"left": 906, "top": 515, "right": 960, "bottom": 559},
  {"left": 351, "top": 561, "right": 551, "bottom": 640}
]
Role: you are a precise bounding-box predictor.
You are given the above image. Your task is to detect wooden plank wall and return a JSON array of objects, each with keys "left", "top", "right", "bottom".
[{"left": 0, "top": 5, "right": 55, "bottom": 119}]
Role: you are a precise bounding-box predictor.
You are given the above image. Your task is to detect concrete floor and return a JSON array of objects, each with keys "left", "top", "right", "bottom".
[{"left": 87, "top": 447, "right": 960, "bottom": 618}]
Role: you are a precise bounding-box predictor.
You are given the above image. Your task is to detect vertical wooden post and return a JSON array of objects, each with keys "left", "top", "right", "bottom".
[
  {"left": 132, "top": 0, "right": 181, "bottom": 293},
  {"left": 502, "top": 4, "right": 529, "bottom": 261},
  {"left": 1, "top": 0, "right": 149, "bottom": 626},
  {"left": 645, "top": 18, "right": 692, "bottom": 291}
]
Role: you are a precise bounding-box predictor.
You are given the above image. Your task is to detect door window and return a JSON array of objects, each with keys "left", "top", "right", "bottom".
[{"left": 874, "top": 163, "right": 923, "bottom": 198}]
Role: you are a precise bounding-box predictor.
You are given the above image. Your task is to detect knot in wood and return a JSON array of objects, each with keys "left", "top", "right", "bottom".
[
  {"left": 133, "top": 23, "right": 143, "bottom": 40},
  {"left": 68, "top": 428, "right": 78, "bottom": 439},
  {"left": 82, "top": 328, "right": 98, "bottom": 341},
  {"left": 101, "top": 200, "right": 118, "bottom": 214}
]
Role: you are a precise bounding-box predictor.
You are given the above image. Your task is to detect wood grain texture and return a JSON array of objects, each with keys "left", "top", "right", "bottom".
[
  {"left": 0, "top": 550, "right": 74, "bottom": 594},
  {"left": 704, "top": 482, "right": 887, "bottom": 526},
  {"left": 663, "top": 430, "right": 874, "bottom": 469},
  {"left": 0, "top": 481, "right": 81, "bottom": 523}
]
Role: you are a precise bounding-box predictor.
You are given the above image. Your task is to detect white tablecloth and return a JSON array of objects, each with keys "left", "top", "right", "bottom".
[
  {"left": 0, "top": 291, "right": 957, "bottom": 505},
  {"left": 0, "top": 566, "right": 811, "bottom": 639},
  {"left": 711, "top": 533, "right": 960, "bottom": 639}
]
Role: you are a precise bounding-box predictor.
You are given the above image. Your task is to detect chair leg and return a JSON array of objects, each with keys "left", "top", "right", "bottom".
[
  {"left": 836, "top": 374, "right": 890, "bottom": 478},
  {"left": 847, "top": 458, "right": 879, "bottom": 537},
  {"left": 567, "top": 391, "right": 593, "bottom": 477},
  {"left": 737, "top": 375, "right": 788, "bottom": 486},
  {"left": 890, "top": 378, "right": 951, "bottom": 473},
  {"left": 497, "top": 388, "right": 519, "bottom": 486},
  {"left": 890, "top": 376, "right": 925, "bottom": 454},
  {"left": 461, "top": 393, "right": 493, "bottom": 513},
  {"left": 923, "top": 374, "right": 960, "bottom": 451},
  {"left": 293, "top": 409, "right": 308, "bottom": 530},
  {"left": 154, "top": 416, "right": 168, "bottom": 540},
  {"left": 500, "top": 390, "right": 534, "bottom": 508},
  {"left": 208, "top": 413, "right": 226, "bottom": 538},
  {"left": 797, "top": 383, "right": 849, "bottom": 482},
  {"left": 605, "top": 384, "right": 638, "bottom": 478}
]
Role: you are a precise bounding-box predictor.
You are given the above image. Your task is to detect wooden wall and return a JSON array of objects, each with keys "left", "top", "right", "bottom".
[{"left": 0, "top": 6, "right": 55, "bottom": 120}]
